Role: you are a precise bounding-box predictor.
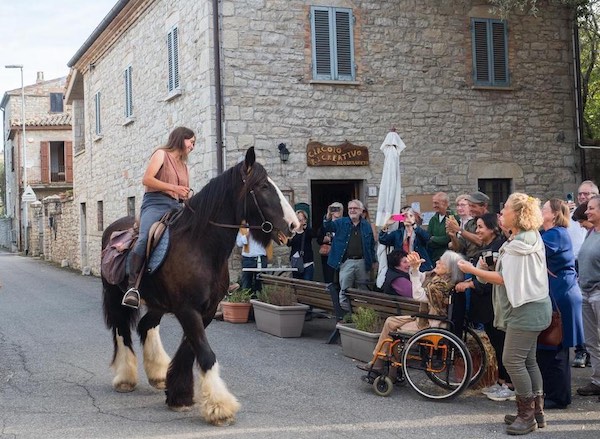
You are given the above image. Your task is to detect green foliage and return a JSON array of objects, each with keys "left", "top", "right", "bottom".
[
  {"left": 351, "top": 307, "right": 383, "bottom": 333},
  {"left": 256, "top": 285, "right": 298, "bottom": 306},
  {"left": 578, "top": 1, "right": 600, "bottom": 142},
  {"left": 488, "top": 0, "right": 588, "bottom": 18},
  {"left": 226, "top": 288, "right": 252, "bottom": 303}
]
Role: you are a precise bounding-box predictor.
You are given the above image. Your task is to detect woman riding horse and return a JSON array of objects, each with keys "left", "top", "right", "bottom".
[{"left": 101, "top": 147, "right": 299, "bottom": 426}]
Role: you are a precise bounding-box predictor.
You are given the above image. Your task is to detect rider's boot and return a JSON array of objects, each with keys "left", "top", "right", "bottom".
[{"left": 122, "top": 253, "right": 144, "bottom": 309}]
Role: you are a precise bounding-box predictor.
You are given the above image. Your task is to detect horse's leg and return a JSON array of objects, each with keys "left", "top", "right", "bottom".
[
  {"left": 176, "top": 309, "right": 240, "bottom": 425},
  {"left": 138, "top": 311, "right": 171, "bottom": 390},
  {"left": 103, "top": 282, "right": 138, "bottom": 392},
  {"left": 165, "top": 338, "right": 196, "bottom": 411}
]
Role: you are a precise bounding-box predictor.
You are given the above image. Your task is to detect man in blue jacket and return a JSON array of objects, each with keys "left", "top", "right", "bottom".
[{"left": 322, "top": 199, "right": 376, "bottom": 311}]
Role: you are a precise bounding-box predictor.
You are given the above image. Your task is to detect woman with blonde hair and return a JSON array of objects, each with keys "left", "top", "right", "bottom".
[{"left": 458, "top": 193, "right": 551, "bottom": 435}]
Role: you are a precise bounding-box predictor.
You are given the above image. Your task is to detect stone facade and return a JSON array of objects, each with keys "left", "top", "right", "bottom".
[
  {"left": 66, "top": 0, "right": 595, "bottom": 275},
  {"left": 1, "top": 74, "right": 73, "bottom": 252}
]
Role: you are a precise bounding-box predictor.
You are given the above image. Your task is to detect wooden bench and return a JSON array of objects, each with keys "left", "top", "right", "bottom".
[
  {"left": 345, "top": 288, "right": 420, "bottom": 320},
  {"left": 258, "top": 274, "right": 341, "bottom": 343},
  {"left": 258, "top": 274, "right": 333, "bottom": 313}
]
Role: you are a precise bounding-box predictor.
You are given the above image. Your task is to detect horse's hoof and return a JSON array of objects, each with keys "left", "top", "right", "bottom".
[
  {"left": 148, "top": 378, "right": 167, "bottom": 390},
  {"left": 200, "top": 398, "right": 240, "bottom": 426},
  {"left": 114, "top": 382, "right": 137, "bottom": 393},
  {"left": 169, "top": 404, "right": 194, "bottom": 412}
]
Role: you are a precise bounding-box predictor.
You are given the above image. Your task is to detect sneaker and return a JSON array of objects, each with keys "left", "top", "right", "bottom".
[
  {"left": 572, "top": 351, "right": 589, "bottom": 368},
  {"left": 577, "top": 382, "right": 600, "bottom": 396},
  {"left": 481, "top": 382, "right": 503, "bottom": 395},
  {"left": 486, "top": 384, "right": 516, "bottom": 401}
]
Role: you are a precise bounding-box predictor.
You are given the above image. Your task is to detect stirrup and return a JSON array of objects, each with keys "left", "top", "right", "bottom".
[{"left": 122, "top": 288, "right": 140, "bottom": 309}]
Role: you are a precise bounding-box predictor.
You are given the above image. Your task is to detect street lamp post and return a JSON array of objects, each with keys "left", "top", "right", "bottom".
[{"left": 5, "top": 64, "right": 28, "bottom": 254}]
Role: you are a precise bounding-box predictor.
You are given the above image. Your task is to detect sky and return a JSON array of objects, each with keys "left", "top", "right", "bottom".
[{"left": 0, "top": 0, "right": 118, "bottom": 152}]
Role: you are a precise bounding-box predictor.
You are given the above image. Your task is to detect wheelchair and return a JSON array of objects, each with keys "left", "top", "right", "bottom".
[{"left": 360, "top": 290, "right": 487, "bottom": 400}]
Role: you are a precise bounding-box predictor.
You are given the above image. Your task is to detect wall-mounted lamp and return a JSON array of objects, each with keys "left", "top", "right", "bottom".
[{"left": 278, "top": 143, "right": 290, "bottom": 163}]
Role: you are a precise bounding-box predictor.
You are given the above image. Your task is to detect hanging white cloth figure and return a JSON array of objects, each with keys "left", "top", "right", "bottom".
[{"left": 375, "top": 130, "right": 406, "bottom": 288}]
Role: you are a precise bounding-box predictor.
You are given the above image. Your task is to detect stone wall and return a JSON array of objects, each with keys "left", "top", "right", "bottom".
[
  {"left": 38, "top": 195, "right": 81, "bottom": 271},
  {"left": 72, "top": 0, "right": 585, "bottom": 275}
]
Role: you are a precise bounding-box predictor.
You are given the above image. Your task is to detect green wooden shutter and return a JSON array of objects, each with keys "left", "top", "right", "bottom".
[
  {"left": 311, "top": 7, "right": 355, "bottom": 81},
  {"left": 167, "top": 26, "right": 180, "bottom": 92},
  {"left": 334, "top": 9, "right": 354, "bottom": 80},
  {"left": 312, "top": 8, "right": 332, "bottom": 79},
  {"left": 491, "top": 21, "right": 508, "bottom": 85},
  {"left": 472, "top": 18, "right": 508, "bottom": 86}
]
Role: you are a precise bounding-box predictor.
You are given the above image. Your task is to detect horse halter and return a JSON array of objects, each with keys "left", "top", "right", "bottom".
[{"left": 208, "top": 171, "right": 275, "bottom": 234}]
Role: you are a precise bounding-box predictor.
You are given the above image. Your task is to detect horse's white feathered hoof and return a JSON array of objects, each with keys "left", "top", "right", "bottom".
[
  {"left": 113, "top": 379, "right": 137, "bottom": 393},
  {"left": 199, "top": 395, "right": 240, "bottom": 426},
  {"left": 197, "top": 362, "right": 240, "bottom": 426},
  {"left": 148, "top": 378, "right": 167, "bottom": 390}
]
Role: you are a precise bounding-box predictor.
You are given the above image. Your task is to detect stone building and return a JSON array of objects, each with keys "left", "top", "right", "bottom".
[
  {"left": 1, "top": 73, "right": 73, "bottom": 254},
  {"left": 65, "top": 0, "right": 596, "bottom": 276}
]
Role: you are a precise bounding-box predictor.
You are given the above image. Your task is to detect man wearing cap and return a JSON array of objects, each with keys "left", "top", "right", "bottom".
[{"left": 447, "top": 191, "right": 490, "bottom": 261}]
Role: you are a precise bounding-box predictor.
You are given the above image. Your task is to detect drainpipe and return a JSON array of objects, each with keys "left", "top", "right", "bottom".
[
  {"left": 572, "top": 16, "right": 600, "bottom": 179},
  {"left": 212, "top": 0, "right": 224, "bottom": 174}
]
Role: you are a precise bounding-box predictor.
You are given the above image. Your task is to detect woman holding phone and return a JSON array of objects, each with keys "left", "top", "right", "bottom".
[{"left": 379, "top": 207, "right": 432, "bottom": 272}]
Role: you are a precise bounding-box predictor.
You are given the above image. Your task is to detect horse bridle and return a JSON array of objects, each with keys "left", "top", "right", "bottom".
[{"left": 208, "top": 171, "right": 276, "bottom": 234}]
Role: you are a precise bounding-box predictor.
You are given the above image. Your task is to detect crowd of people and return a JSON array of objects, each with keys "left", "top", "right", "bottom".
[{"left": 313, "top": 182, "right": 599, "bottom": 436}]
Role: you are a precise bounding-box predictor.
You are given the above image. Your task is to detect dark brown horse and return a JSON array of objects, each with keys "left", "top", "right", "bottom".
[{"left": 101, "top": 148, "right": 299, "bottom": 425}]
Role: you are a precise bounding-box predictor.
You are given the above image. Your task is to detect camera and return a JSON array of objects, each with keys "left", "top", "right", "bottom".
[{"left": 329, "top": 206, "right": 340, "bottom": 213}]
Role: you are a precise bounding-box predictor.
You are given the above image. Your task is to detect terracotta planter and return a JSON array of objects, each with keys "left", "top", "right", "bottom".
[
  {"left": 336, "top": 323, "right": 379, "bottom": 363},
  {"left": 250, "top": 299, "right": 309, "bottom": 338},
  {"left": 221, "top": 302, "right": 252, "bottom": 323}
]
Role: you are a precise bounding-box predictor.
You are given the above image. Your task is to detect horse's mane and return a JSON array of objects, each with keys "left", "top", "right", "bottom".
[{"left": 173, "top": 159, "right": 269, "bottom": 239}]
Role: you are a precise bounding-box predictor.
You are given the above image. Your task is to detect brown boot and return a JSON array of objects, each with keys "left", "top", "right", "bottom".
[
  {"left": 506, "top": 395, "right": 537, "bottom": 435},
  {"left": 504, "top": 394, "right": 546, "bottom": 428},
  {"left": 122, "top": 253, "right": 145, "bottom": 309}
]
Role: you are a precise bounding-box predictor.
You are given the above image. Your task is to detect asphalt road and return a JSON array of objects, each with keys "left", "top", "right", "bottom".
[{"left": 0, "top": 251, "right": 599, "bottom": 439}]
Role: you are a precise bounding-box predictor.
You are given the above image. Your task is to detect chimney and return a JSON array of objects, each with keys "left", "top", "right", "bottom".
[{"left": 36, "top": 71, "right": 44, "bottom": 83}]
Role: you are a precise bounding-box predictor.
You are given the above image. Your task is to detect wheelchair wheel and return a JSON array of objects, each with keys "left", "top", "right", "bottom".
[
  {"left": 402, "top": 328, "right": 472, "bottom": 400},
  {"left": 464, "top": 327, "right": 487, "bottom": 388},
  {"left": 373, "top": 375, "right": 394, "bottom": 397}
]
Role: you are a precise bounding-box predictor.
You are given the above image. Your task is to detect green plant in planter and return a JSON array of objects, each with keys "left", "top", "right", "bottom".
[
  {"left": 256, "top": 285, "right": 298, "bottom": 306},
  {"left": 351, "top": 307, "right": 383, "bottom": 333},
  {"left": 226, "top": 288, "right": 252, "bottom": 303}
]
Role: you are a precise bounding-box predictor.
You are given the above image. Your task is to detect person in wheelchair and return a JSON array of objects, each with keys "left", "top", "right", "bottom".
[{"left": 359, "top": 250, "right": 465, "bottom": 372}]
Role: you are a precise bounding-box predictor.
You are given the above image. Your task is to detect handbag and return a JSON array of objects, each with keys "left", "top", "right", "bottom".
[
  {"left": 319, "top": 243, "right": 331, "bottom": 256},
  {"left": 537, "top": 293, "right": 563, "bottom": 346}
]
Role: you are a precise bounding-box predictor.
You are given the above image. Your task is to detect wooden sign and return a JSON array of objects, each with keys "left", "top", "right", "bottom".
[{"left": 306, "top": 140, "right": 369, "bottom": 166}]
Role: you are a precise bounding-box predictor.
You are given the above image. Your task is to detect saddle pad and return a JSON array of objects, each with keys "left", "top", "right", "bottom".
[{"left": 147, "top": 228, "right": 170, "bottom": 274}]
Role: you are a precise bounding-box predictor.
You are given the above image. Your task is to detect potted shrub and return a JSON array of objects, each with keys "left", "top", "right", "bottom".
[
  {"left": 250, "top": 285, "right": 309, "bottom": 337},
  {"left": 221, "top": 288, "right": 253, "bottom": 323},
  {"left": 336, "top": 307, "right": 383, "bottom": 362}
]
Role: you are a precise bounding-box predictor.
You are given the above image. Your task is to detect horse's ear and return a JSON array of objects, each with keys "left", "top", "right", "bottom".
[{"left": 244, "top": 147, "right": 256, "bottom": 171}]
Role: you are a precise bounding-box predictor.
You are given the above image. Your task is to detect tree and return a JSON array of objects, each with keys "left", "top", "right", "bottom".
[{"left": 488, "top": 0, "right": 588, "bottom": 17}]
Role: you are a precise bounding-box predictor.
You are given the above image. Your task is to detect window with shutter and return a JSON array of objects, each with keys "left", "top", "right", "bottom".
[
  {"left": 94, "top": 91, "right": 102, "bottom": 135},
  {"left": 167, "top": 26, "right": 180, "bottom": 92},
  {"left": 124, "top": 66, "right": 133, "bottom": 118},
  {"left": 311, "top": 6, "right": 355, "bottom": 81},
  {"left": 471, "top": 18, "right": 509, "bottom": 87}
]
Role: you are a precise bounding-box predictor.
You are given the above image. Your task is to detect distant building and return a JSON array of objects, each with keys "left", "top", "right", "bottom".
[
  {"left": 1, "top": 72, "right": 73, "bottom": 254},
  {"left": 65, "top": 0, "right": 596, "bottom": 276}
]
